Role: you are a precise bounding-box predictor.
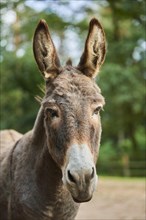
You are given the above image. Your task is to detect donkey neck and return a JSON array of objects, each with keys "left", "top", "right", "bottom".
[
  {"left": 36, "top": 145, "right": 62, "bottom": 201},
  {"left": 30, "top": 106, "right": 63, "bottom": 201}
]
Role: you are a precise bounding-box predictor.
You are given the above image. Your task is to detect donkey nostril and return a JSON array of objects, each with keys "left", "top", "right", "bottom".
[
  {"left": 68, "top": 170, "right": 76, "bottom": 183},
  {"left": 91, "top": 167, "right": 94, "bottom": 179}
]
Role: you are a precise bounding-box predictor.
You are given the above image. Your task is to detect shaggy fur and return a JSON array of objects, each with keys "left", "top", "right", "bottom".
[{"left": 0, "top": 18, "right": 106, "bottom": 220}]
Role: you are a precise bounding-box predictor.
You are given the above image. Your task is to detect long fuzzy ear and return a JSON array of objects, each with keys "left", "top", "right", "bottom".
[
  {"left": 77, "top": 18, "right": 106, "bottom": 78},
  {"left": 33, "top": 20, "right": 61, "bottom": 80}
]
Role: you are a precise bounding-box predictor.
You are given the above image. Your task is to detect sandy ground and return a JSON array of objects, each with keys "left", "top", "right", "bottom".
[{"left": 75, "top": 177, "right": 145, "bottom": 220}]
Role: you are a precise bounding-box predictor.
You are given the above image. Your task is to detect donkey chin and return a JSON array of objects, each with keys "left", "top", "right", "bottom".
[{"left": 61, "top": 143, "right": 98, "bottom": 203}]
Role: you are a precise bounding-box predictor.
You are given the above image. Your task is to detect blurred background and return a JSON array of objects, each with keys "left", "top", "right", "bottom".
[{"left": 0, "top": 0, "right": 145, "bottom": 178}]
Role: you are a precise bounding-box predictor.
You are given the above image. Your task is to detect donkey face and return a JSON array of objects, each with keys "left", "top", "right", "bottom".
[{"left": 33, "top": 18, "right": 106, "bottom": 203}]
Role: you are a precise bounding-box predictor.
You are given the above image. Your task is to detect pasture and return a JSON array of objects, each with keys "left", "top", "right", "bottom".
[{"left": 76, "top": 177, "right": 145, "bottom": 220}]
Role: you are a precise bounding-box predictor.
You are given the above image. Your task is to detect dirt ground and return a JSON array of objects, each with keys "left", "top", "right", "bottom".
[{"left": 75, "top": 177, "right": 145, "bottom": 220}]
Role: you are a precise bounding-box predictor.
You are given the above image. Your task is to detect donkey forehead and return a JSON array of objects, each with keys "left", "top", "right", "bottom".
[{"left": 45, "top": 71, "right": 104, "bottom": 104}]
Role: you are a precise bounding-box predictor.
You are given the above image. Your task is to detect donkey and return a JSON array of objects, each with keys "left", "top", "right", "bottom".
[{"left": 0, "top": 18, "right": 106, "bottom": 220}]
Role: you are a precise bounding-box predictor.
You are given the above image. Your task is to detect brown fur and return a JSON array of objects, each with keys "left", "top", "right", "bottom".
[{"left": 0, "top": 18, "right": 106, "bottom": 220}]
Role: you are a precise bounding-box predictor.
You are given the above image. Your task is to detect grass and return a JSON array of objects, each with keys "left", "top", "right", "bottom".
[{"left": 99, "top": 175, "right": 146, "bottom": 182}]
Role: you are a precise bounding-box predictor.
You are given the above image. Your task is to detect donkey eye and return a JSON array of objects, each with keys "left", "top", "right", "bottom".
[
  {"left": 93, "top": 106, "right": 102, "bottom": 115},
  {"left": 46, "top": 108, "right": 59, "bottom": 118}
]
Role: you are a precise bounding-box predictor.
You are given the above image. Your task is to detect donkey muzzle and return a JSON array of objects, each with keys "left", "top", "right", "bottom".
[{"left": 62, "top": 144, "right": 98, "bottom": 203}]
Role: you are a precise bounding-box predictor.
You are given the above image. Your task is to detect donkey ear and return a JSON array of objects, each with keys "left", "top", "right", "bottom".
[
  {"left": 33, "top": 19, "right": 61, "bottom": 80},
  {"left": 77, "top": 18, "right": 106, "bottom": 78}
]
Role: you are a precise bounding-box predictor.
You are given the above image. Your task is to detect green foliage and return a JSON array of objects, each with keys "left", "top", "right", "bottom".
[
  {"left": 0, "top": 0, "right": 145, "bottom": 176},
  {"left": 99, "top": 141, "right": 118, "bottom": 163},
  {"left": 0, "top": 48, "right": 42, "bottom": 132}
]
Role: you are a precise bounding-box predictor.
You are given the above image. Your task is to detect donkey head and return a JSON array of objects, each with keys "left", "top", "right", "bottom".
[{"left": 33, "top": 18, "right": 106, "bottom": 203}]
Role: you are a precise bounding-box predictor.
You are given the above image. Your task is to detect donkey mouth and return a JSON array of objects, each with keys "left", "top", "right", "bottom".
[{"left": 72, "top": 195, "right": 92, "bottom": 203}]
